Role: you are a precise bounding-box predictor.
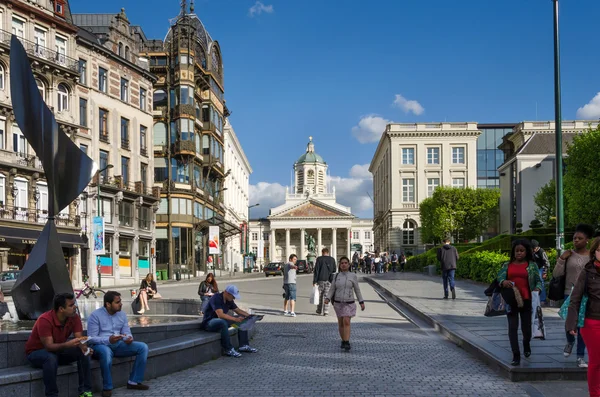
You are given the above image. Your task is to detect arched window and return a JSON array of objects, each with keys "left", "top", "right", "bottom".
[
  {"left": 153, "top": 89, "right": 167, "bottom": 110},
  {"left": 36, "top": 78, "right": 46, "bottom": 101},
  {"left": 57, "top": 84, "right": 69, "bottom": 112},
  {"left": 153, "top": 122, "right": 167, "bottom": 146},
  {"left": 403, "top": 220, "right": 416, "bottom": 245},
  {"left": 118, "top": 43, "right": 123, "bottom": 57},
  {"left": 125, "top": 46, "right": 130, "bottom": 60},
  {"left": 0, "top": 64, "right": 4, "bottom": 91}
]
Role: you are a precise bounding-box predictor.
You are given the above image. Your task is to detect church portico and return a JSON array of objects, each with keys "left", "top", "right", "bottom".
[{"left": 268, "top": 224, "right": 352, "bottom": 262}]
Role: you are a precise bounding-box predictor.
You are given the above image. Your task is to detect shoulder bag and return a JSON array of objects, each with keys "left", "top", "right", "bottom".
[
  {"left": 548, "top": 256, "right": 568, "bottom": 301},
  {"left": 558, "top": 271, "right": 589, "bottom": 328}
]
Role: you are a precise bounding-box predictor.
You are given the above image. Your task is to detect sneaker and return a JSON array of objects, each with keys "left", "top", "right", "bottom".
[
  {"left": 564, "top": 343, "right": 574, "bottom": 357},
  {"left": 290, "top": 312, "right": 296, "bottom": 317},
  {"left": 451, "top": 288, "right": 456, "bottom": 300},
  {"left": 80, "top": 393, "right": 93, "bottom": 397},
  {"left": 344, "top": 341, "right": 351, "bottom": 352},
  {"left": 443, "top": 296, "right": 449, "bottom": 300},
  {"left": 283, "top": 311, "right": 290, "bottom": 316},
  {"left": 225, "top": 348, "right": 242, "bottom": 357},
  {"left": 239, "top": 345, "right": 258, "bottom": 353},
  {"left": 340, "top": 341, "right": 346, "bottom": 349},
  {"left": 577, "top": 358, "right": 588, "bottom": 368}
]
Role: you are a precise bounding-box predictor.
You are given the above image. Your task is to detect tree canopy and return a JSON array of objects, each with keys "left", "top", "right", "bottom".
[
  {"left": 534, "top": 179, "right": 556, "bottom": 226},
  {"left": 419, "top": 187, "right": 500, "bottom": 244}
]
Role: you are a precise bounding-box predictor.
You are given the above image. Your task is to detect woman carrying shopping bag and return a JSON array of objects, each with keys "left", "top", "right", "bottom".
[
  {"left": 325, "top": 256, "right": 365, "bottom": 351},
  {"left": 497, "top": 239, "right": 542, "bottom": 366},
  {"left": 566, "top": 236, "right": 600, "bottom": 397}
]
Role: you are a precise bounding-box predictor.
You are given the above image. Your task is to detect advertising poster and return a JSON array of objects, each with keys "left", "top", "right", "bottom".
[
  {"left": 92, "top": 216, "right": 105, "bottom": 255},
  {"left": 208, "top": 226, "right": 220, "bottom": 254}
]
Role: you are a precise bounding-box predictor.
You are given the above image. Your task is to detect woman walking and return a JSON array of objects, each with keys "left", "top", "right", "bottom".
[
  {"left": 497, "top": 239, "right": 542, "bottom": 366},
  {"left": 567, "top": 236, "right": 600, "bottom": 397},
  {"left": 554, "top": 223, "right": 594, "bottom": 367},
  {"left": 139, "top": 273, "right": 159, "bottom": 314},
  {"left": 198, "top": 273, "right": 218, "bottom": 314},
  {"left": 325, "top": 256, "right": 365, "bottom": 351}
]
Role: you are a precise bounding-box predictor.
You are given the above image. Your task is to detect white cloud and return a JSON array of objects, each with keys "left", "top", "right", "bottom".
[
  {"left": 248, "top": 182, "right": 286, "bottom": 218},
  {"left": 351, "top": 115, "right": 391, "bottom": 144},
  {"left": 576, "top": 93, "right": 600, "bottom": 119},
  {"left": 248, "top": 1, "right": 274, "bottom": 17},
  {"left": 392, "top": 94, "right": 424, "bottom": 116},
  {"left": 328, "top": 164, "right": 374, "bottom": 217},
  {"left": 349, "top": 164, "right": 372, "bottom": 179}
]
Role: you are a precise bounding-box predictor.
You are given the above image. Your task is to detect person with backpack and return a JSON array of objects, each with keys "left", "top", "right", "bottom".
[
  {"left": 352, "top": 251, "right": 359, "bottom": 273},
  {"left": 313, "top": 248, "right": 336, "bottom": 316},
  {"left": 391, "top": 251, "right": 399, "bottom": 272}
]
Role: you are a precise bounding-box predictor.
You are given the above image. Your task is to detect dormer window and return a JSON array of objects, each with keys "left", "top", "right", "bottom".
[{"left": 55, "top": 1, "right": 65, "bottom": 16}]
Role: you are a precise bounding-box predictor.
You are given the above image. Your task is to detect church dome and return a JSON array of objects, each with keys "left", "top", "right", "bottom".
[{"left": 296, "top": 137, "right": 326, "bottom": 164}]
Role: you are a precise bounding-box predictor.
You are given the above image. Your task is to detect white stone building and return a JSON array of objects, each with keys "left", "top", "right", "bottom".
[
  {"left": 369, "top": 122, "right": 480, "bottom": 253},
  {"left": 222, "top": 120, "right": 251, "bottom": 272},
  {"left": 498, "top": 120, "right": 599, "bottom": 234},
  {"left": 248, "top": 138, "right": 373, "bottom": 266}
]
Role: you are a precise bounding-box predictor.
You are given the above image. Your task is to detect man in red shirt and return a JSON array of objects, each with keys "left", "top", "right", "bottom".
[{"left": 25, "top": 293, "right": 92, "bottom": 397}]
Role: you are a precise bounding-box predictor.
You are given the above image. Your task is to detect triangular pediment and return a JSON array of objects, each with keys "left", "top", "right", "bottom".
[{"left": 270, "top": 200, "right": 353, "bottom": 219}]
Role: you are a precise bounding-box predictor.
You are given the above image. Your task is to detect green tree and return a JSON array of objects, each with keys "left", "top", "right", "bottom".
[
  {"left": 419, "top": 187, "right": 500, "bottom": 243},
  {"left": 534, "top": 180, "right": 556, "bottom": 225},
  {"left": 564, "top": 124, "right": 600, "bottom": 226}
]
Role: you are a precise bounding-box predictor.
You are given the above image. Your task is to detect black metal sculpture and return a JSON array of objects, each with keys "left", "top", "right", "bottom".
[{"left": 9, "top": 36, "right": 94, "bottom": 320}]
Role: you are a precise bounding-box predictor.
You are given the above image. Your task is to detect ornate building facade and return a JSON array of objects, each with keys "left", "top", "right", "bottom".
[
  {"left": 73, "top": 9, "right": 160, "bottom": 287},
  {"left": 143, "top": 3, "right": 240, "bottom": 279},
  {"left": 0, "top": 0, "right": 85, "bottom": 282},
  {"left": 248, "top": 138, "right": 373, "bottom": 265}
]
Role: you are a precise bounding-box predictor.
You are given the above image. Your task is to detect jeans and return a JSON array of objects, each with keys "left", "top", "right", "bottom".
[
  {"left": 442, "top": 269, "right": 456, "bottom": 297},
  {"left": 283, "top": 283, "right": 296, "bottom": 301},
  {"left": 204, "top": 318, "right": 249, "bottom": 351},
  {"left": 200, "top": 296, "right": 211, "bottom": 313},
  {"left": 92, "top": 341, "right": 149, "bottom": 391},
  {"left": 565, "top": 294, "right": 587, "bottom": 358},
  {"left": 507, "top": 299, "right": 532, "bottom": 354},
  {"left": 581, "top": 318, "right": 600, "bottom": 397},
  {"left": 27, "top": 347, "right": 92, "bottom": 397},
  {"left": 538, "top": 269, "right": 547, "bottom": 302},
  {"left": 317, "top": 281, "right": 331, "bottom": 314}
]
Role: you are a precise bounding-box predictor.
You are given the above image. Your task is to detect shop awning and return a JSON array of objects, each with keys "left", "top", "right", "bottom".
[
  {"left": 0, "top": 226, "right": 87, "bottom": 248},
  {"left": 195, "top": 214, "right": 242, "bottom": 239}
]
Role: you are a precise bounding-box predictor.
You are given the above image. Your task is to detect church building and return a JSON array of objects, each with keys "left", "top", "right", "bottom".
[{"left": 248, "top": 138, "right": 373, "bottom": 267}]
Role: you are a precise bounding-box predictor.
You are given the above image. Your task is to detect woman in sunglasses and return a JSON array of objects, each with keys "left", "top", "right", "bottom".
[{"left": 325, "top": 256, "right": 365, "bottom": 351}]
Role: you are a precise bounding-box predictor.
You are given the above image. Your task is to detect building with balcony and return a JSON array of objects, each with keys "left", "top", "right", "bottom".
[
  {"left": 498, "top": 120, "right": 599, "bottom": 234},
  {"left": 72, "top": 9, "right": 160, "bottom": 287},
  {"left": 142, "top": 3, "right": 240, "bottom": 279},
  {"left": 222, "top": 120, "right": 251, "bottom": 273},
  {"left": 369, "top": 122, "right": 480, "bottom": 254},
  {"left": 0, "top": 0, "right": 86, "bottom": 281}
]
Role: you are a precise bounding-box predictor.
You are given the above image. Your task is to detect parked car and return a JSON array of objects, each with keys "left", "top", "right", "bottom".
[
  {"left": 297, "top": 260, "right": 311, "bottom": 274},
  {"left": 264, "top": 262, "right": 283, "bottom": 277},
  {"left": 0, "top": 271, "right": 20, "bottom": 295}
]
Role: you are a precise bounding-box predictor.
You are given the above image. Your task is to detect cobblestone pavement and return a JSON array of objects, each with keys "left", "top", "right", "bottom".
[{"left": 110, "top": 277, "right": 534, "bottom": 397}]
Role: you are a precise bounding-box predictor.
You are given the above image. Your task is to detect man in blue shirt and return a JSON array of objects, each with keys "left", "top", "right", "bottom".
[
  {"left": 202, "top": 285, "right": 257, "bottom": 358},
  {"left": 87, "top": 291, "right": 149, "bottom": 397}
]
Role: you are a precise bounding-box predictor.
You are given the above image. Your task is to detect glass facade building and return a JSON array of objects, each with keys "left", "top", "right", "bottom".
[{"left": 476, "top": 124, "right": 516, "bottom": 189}]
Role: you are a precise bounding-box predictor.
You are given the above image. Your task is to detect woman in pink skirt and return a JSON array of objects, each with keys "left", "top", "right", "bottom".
[{"left": 325, "top": 256, "right": 365, "bottom": 351}]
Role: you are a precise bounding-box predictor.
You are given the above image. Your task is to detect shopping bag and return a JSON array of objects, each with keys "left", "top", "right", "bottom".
[
  {"left": 310, "top": 285, "right": 319, "bottom": 305},
  {"left": 558, "top": 287, "right": 588, "bottom": 328},
  {"left": 484, "top": 292, "right": 507, "bottom": 317},
  {"left": 531, "top": 291, "right": 546, "bottom": 339}
]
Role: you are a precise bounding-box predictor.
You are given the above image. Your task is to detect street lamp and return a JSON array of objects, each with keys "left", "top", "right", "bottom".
[
  {"left": 95, "top": 164, "right": 113, "bottom": 288},
  {"left": 552, "top": 0, "right": 565, "bottom": 253}
]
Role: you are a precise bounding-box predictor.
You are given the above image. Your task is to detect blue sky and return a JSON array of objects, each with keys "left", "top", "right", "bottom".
[{"left": 72, "top": 0, "right": 600, "bottom": 218}]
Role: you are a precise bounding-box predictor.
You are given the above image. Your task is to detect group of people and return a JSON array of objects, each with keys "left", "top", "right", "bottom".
[{"left": 350, "top": 250, "right": 406, "bottom": 274}]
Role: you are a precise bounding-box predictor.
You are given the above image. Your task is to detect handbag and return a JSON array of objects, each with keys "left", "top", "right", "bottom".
[
  {"left": 131, "top": 295, "right": 142, "bottom": 314},
  {"left": 484, "top": 292, "right": 507, "bottom": 317},
  {"left": 558, "top": 273, "right": 589, "bottom": 328},
  {"left": 548, "top": 257, "right": 568, "bottom": 301}
]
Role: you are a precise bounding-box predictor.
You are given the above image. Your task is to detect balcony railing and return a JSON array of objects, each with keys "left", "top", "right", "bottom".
[
  {"left": 172, "top": 140, "right": 196, "bottom": 156},
  {"left": 99, "top": 133, "right": 110, "bottom": 143},
  {"left": 140, "top": 147, "right": 148, "bottom": 157},
  {"left": 121, "top": 138, "right": 130, "bottom": 150},
  {"left": 0, "top": 150, "right": 43, "bottom": 171},
  {"left": 0, "top": 205, "right": 79, "bottom": 227},
  {"left": 138, "top": 219, "right": 151, "bottom": 230},
  {"left": 119, "top": 215, "right": 133, "bottom": 227},
  {"left": 0, "top": 30, "right": 78, "bottom": 72}
]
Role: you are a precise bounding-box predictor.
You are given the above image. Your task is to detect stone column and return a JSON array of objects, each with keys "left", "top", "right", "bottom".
[
  {"left": 285, "top": 228, "right": 290, "bottom": 260},
  {"left": 347, "top": 228, "right": 351, "bottom": 259},
  {"left": 317, "top": 228, "right": 322, "bottom": 255},
  {"left": 270, "top": 229, "right": 276, "bottom": 262},
  {"left": 300, "top": 229, "right": 305, "bottom": 259},
  {"left": 332, "top": 228, "right": 337, "bottom": 261}
]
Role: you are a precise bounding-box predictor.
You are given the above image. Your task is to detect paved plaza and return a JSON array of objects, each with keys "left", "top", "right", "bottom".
[{"left": 105, "top": 275, "right": 586, "bottom": 396}]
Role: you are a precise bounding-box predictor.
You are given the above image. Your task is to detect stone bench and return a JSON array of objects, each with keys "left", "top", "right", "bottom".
[{"left": 0, "top": 326, "right": 247, "bottom": 397}]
